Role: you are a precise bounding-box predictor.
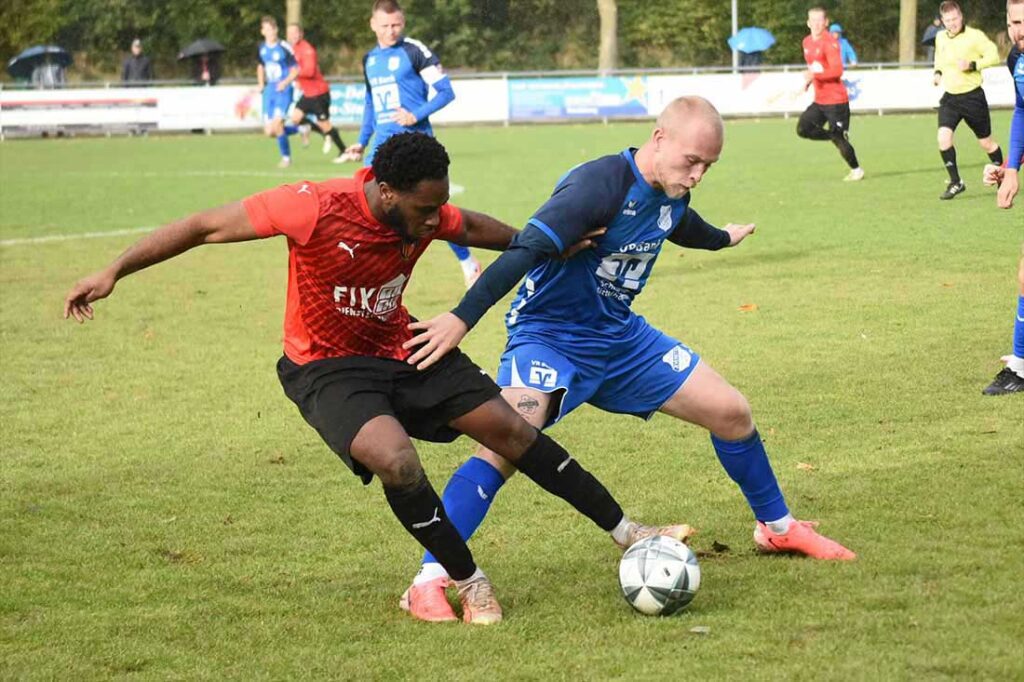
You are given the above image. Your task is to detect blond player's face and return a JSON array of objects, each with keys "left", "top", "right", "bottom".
[
  {"left": 651, "top": 124, "right": 722, "bottom": 200},
  {"left": 941, "top": 9, "right": 963, "bottom": 35},
  {"left": 1009, "top": 4, "right": 1024, "bottom": 50},
  {"left": 261, "top": 22, "right": 278, "bottom": 42},
  {"left": 372, "top": 11, "right": 405, "bottom": 47},
  {"left": 807, "top": 11, "right": 827, "bottom": 37}
]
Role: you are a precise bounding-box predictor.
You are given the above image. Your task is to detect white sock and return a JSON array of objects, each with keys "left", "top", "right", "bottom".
[
  {"left": 610, "top": 515, "right": 635, "bottom": 546},
  {"left": 453, "top": 567, "right": 486, "bottom": 588},
  {"left": 459, "top": 257, "right": 479, "bottom": 274},
  {"left": 1007, "top": 355, "right": 1024, "bottom": 378},
  {"left": 412, "top": 562, "right": 448, "bottom": 586},
  {"left": 766, "top": 514, "right": 795, "bottom": 535}
]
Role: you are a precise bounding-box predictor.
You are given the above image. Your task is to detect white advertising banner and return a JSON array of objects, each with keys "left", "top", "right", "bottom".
[
  {"left": 0, "top": 88, "right": 160, "bottom": 133},
  {"left": 155, "top": 85, "right": 263, "bottom": 130},
  {"left": 433, "top": 78, "right": 508, "bottom": 124}
]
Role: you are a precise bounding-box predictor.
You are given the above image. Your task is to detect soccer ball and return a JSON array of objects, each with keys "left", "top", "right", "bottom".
[{"left": 619, "top": 535, "right": 700, "bottom": 616}]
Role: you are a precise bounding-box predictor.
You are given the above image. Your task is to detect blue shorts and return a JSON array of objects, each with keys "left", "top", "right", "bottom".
[
  {"left": 262, "top": 89, "right": 292, "bottom": 122},
  {"left": 495, "top": 317, "right": 700, "bottom": 427}
]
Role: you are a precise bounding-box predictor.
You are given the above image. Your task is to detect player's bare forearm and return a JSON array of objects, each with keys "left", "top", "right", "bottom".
[
  {"left": 64, "top": 203, "right": 258, "bottom": 322},
  {"left": 455, "top": 209, "right": 518, "bottom": 251}
]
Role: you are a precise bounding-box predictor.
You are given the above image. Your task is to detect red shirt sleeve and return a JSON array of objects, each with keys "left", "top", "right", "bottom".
[
  {"left": 816, "top": 37, "right": 844, "bottom": 82},
  {"left": 432, "top": 204, "right": 464, "bottom": 242},
  {"left": 242, "top": 181, "right": 321, "bottom": 245},
  {"left": 296, "top": 42, "right": 317, "bottom": 79}
]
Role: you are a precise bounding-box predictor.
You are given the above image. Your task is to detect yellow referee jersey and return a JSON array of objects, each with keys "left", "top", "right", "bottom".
[{"left": 934, "top": 26, "right": 1000, "bottom": 95}]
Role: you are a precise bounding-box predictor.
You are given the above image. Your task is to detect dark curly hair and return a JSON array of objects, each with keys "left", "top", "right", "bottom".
[{"left": 371, "top": 133, "right": 450, "bottom": 192}]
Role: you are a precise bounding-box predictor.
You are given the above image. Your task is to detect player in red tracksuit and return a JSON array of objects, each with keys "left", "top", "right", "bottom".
[
  {"left": 797, "top": 7, "right": 864, "bottom": 182},
  {"left": 285, "top": 23, "right": 352, "bottom": 162}
]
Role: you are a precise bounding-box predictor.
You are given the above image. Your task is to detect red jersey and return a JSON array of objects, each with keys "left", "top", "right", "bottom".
[
  {"left": 242, "top": 167, "right": 464, "bottom": 364},
  {"left": 291, "top": 39, "right": 329, "bottom": 98},
  {"left": 802, "top": 33, "right": 848, "bottom": 105}
]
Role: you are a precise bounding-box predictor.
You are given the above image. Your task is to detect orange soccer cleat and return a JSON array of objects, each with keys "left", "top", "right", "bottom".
[
  {"left": 399, "top": 576, "right": 458, "bottom": 623},
  {"left": 754, "top": 520, "right": 856, "bottom": 561}
]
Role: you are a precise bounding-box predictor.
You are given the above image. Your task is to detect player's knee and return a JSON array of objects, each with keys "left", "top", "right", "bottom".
[
  {"left": 486, "top": 409, "right": 538, "bottom": 461},
  {"left": 713, "top": 393, "right": 754, "bottom": 440},
  {"left": 796, "top": 120, "right": 811, "bottom": 138},
  {"left": 373, "top": 446, "right": 423, "bottom": 488}
]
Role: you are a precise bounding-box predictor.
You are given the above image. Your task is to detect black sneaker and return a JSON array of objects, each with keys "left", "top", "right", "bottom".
[
  {"left": 982, "top": 367, "right": 1024, "bottom": 395},
  {"left": 940, "top": 181, "right": 966, "bottom": 200}
]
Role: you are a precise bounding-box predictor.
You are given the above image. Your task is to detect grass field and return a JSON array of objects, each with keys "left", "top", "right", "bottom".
[{"left": 2, "top": 114, "right": 1022, "bottom": 680}]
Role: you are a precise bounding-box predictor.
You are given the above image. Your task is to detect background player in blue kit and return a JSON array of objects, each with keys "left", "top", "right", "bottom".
[
  {"left": 398, "top": 96, "right": 856, "bottom": 621},
  {"left": 257, "top": 16, "right": 300, "bottom": 169},
  {"left": 344, "top": 0, "right": 482, "bottom": 288}
]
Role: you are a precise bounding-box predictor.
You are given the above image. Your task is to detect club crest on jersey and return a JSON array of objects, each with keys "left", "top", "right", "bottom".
[
  {"left": 657, "top": 205, "right": 673, "bottom": 232},
  {"left": 388, "top": 56, "right": 400, "bottom": 71},
  {"left": 399, "top": 240, "right": 418, "bottom": 260},
  {"left": 661, "top": 345, "right": 692, "bottom": 373},
  {"left": 367, "top": 56, "right": 377, "bottom": 67}
]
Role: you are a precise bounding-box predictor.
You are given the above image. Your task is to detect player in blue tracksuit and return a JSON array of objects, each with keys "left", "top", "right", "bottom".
[
  {"left": 397, "top": 96, "right": 857, "bottom": 620},
  {"left": 257, "top": 16, "right": 300, "bottom": 168},
  {"left": 344, "top": 0, "right": 481, "bottom": 287},
  {"left": 981, "top": 0, "right": 1024, "bottom": 395}
]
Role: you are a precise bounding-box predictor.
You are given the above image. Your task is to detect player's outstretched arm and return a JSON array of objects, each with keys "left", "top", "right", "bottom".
[
  {"left": 63, "top": 202, "right": 259, "bottom": 323},
  {"left": 455, "top": 208, "right": 519, "bottom": 251}
]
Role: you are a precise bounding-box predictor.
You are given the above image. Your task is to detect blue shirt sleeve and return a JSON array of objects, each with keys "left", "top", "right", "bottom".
[
  {"left": 527, "top": 156, "right": 631, "bottom": 254},
  {"left": 359, "top": 54, "right": 375, "bottom": 147},
  {"left": 667, "top": 207, "right": 731, "bottom": 250},
  {"left": 402, "top": 39, "right": 455, "bottom": 123},
  {"left": 1009, "top": 49, "right": 1024, "bottom": 171},
  {"left": 281, "top": 43, "right": 296, "bottom": 68},
  {"left": 411, "top": 78, "right": 455, "bottom": 124}
]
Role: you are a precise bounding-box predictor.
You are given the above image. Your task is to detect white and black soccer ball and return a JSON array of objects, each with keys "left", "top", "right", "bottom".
[{"left": 619, "top": 535, "right": 700, "bottom": 616}]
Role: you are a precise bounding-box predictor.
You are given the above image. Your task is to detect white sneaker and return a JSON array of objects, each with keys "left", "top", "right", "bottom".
[
  {"left": 844, "top": 167, "right": 864, "bottom": 182},
  {"left": 299, "top": 124, "right": 311, "bottom": 148},
  {"left": 322, "top": 136, "right": 333, "bottom": 155},
  {"left": 277, "top": 157, "right": 291, "bottom": 169}
]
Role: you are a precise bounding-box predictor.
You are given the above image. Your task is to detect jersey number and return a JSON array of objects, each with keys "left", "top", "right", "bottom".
[
  {"left": 595, "top": 253, "right": 654, "bottom": 291},
  {"left": 264, "top": 62, "right": 283, "bottom": 82}
]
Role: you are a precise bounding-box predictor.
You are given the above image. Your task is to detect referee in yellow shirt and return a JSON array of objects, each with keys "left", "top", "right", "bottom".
[{"left": 933, "top": 0, "right": 1002, "bottom": 200}]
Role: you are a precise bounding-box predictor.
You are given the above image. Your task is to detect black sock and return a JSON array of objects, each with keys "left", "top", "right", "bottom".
[
  {"left": 830, "top": 132, "right": 860, "bottom": 169},
  {"left": 941, "top": 147, "right": 960, "bottom": 184},
  {"left": 383, "top": 472, "right": 476, "bottom": 580},
  {"left": 513, "top": 431, "right": 623, "bottom": 531},
  {"left": 988, "top": 147, "right": 1003, "bottom": 166},
  {"left": 329, "top": 128, "right": 345, "bottom": 153}
]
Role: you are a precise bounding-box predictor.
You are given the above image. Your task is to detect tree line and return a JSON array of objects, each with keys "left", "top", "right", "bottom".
[{"left": 1, "top": 0, "right": 1013, "bottom": 82}]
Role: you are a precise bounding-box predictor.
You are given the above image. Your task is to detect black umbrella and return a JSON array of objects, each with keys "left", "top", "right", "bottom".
[
  {"left": 178, "top": 39, "right": 226, "bottom": 60},
  {"left": 6, "top": 45, "right": 71, "bottom": 79}
]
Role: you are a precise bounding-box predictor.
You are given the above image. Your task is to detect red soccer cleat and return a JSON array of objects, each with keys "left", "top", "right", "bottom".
[
  {"left": 754, "top": 520, "right": 856, "bottom": 561},
  {"left": 399, "top": 576, "right": 458, "bottom": 622}
]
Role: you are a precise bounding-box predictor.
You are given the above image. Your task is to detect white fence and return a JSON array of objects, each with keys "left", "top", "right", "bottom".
[{"left": 0, "top": 66, "right": 1016, "bottom": 136}]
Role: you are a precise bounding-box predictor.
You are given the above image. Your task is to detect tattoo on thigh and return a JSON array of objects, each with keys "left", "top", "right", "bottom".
[{"left": 516, "top": 394, "right": 540, "bottom": 416}]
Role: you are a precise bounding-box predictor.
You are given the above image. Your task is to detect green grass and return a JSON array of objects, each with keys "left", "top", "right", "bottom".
[{"left": 2, "top": 115, "right": 1022, "bottom": 680}]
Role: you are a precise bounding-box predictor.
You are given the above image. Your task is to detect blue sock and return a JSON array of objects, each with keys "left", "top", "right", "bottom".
[
  {"left": 1014, "top": 295, "right": 1024, "bottom": 360},
  {"left": 449, "top": 242, "right": 472, "bottom": 261},
  {"left": 423, "top": 457, "right": 506, "bottom": 565},
  {"left": 284, "top": 124, "right": 299, "bottom": 135},
  {"left": 276, "top": 134, "right": 291, "bottom": 158},
  {"left": 710, "top": 430, "right": 789, "bottom": 523}
]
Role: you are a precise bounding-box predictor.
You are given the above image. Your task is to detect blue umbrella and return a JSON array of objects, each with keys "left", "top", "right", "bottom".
[
  {"left": 728, "top": 27, "right": 776, "bottom": 53},
  {"left": 6, "top": 45, "right": 72, "bottom": 79}
]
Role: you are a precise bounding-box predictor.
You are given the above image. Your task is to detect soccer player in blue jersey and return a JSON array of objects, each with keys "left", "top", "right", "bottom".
[
  {"left": 981, "top": 0, "right": 1024, "bottom": 395},
  {"left": 344, "top": 0, "right": 482, "bottom": 288},
  {"left": 257, "top": 16, "right": 300, "bottom": 169},
  {"left": 397, "top": 96, "right": 856, "bottom": 621}
]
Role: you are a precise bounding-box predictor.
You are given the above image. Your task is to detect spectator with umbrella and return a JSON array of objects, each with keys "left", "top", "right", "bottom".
[
  {"left": 178, "top": 39, "right": 225, "bottom": 85},
  {"left": 728, "top": 27, "right": 775, "bottom": 69},
  {"left": 7, "top": 45, "right": 70, "bottom": 88}
]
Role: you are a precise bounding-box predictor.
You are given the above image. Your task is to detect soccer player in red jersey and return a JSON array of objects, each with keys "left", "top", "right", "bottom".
[
  {"left": 284, "top": 23, "right": 351, "bottom": 162},
  {"left": 797, "top": 7, "right": 864, "bottom": 182},
  {"left": 63, "top": 133, "right": 689, "bottom": 625}
]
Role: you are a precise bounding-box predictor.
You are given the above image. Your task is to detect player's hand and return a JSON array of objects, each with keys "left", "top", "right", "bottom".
[
  {"left": 997, "top": 170, "right": 1019, "bottom": 209},
  {"left": 932, "top": 74, "right": 941, "bottom": 87},
  {"left": 64, "top": 269, "right": 117, "bottom": 323},
  {"left": 276, "top": 81, "right": 288, "bottom": 92},
  {"left": 344, "top": 144, "right": 364, "bottom": 160},
  {"left": 983, "top": 164, "right": 1004, "bottom": 186},
  {"left": 560, "top": 227, "right": 606, "bottom": 260},
  {"left": 391, "top": 108, "right": 417, "bottom": 127},
  {"left": 957, "top": 59, "right": 971, "bottom": 72},
  {"left": 404, "top": 313, "right": 469, "bottom": 370},
  {"left": 724, "top": 223, "right": 756, "bottom": 246}
]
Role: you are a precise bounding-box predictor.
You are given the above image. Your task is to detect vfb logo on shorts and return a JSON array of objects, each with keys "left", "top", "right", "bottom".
[
  {"left": 661, "top": 345, "right": 692, "bottom": 373},
  {"left": 528, "top": 360, "right": 558, "bottom": 389}
]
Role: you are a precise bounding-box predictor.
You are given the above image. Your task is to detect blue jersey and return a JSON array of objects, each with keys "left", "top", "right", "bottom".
[
  {"left": 505, "top": 150, "right": 723, "bottom": 341},
  {"left": 258, "top": 41, "right": 296, "bottom": 97},
  {"left": 359, "top": 37, "right": 454, "bottom": 153},
  {"left": 1008, "top": 47, "right": 1024, "bottom": 170}
]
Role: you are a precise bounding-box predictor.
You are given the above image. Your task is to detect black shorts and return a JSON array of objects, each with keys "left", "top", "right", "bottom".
[
  {"left": 296, "top": 92, "right": 331, "bottom": 121},
  {"left": 938, "top": 88, "right": 991, "bottom": 139},
  {"left": 801, "top": 102, "right": 851, "bottom": 134},
  {"left": 277, "top": 350, "right": 501, "bottom": 484}
]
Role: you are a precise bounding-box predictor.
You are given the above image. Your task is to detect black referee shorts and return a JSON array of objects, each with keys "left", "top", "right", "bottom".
[
  {"left": 296, "top": 92, "right": 332, "bottom": 122},
  {"left": 938, "top": 87, "right": 992, "bottom": 139},
  {"left": 277, "top": 350, "right": 501, "bottom": 484}
]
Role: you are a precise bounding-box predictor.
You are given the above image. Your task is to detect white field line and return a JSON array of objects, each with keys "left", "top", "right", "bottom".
[{"left": 1, "top": 184, "right": 465, "bottom": 247}]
